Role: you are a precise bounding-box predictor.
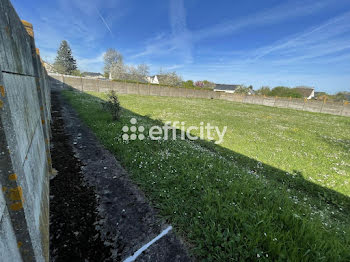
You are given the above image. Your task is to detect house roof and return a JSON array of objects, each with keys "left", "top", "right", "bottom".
[
  {"left": 293, "top": 86, "right": 314, "bottom": 98},
  {"left": 214, "top": 84, "right": 241, "bottom": 91}
]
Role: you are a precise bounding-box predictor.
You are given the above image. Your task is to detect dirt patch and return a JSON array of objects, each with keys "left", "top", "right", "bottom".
[{"left": 49, "top": 91, "right": 112, "bottom": 262}]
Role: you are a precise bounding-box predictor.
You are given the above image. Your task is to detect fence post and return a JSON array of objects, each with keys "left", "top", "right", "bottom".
[
  {"left": 320, "top": 97, "right": 327, "bottom": 113},
  {"left": 341, "top": 101, "right": 349, "bottom": 116},
  {"left": 287, "top": 96, "right": 291, "bottom": 108},
  {"left": 302, "top": 98, "right": 307, "bottom": 111},
  {"left": 273, "top": 96, "right": 277, "bottom": 107},
  {"left": 261, "top": 95, "right": 265, "bottom": 106},
  {"left": 96, "top": 79, "right": 99, "bottom": 92},
  {"left": 80, "top": 77, "right": 83, "bottom": 91},
  {"left": 61, "top": 74, "right": 65, "bottom": 88}
]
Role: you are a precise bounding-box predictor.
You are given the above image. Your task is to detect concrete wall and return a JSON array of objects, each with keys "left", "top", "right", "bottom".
[
  {"left": 0, "top": 0, "right": 51, "bottom": 261},
  {"left": 50, "top": 74, "right": 350, "bottom": 117}
]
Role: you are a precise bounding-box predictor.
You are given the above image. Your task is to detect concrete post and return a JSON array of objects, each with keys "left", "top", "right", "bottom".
[
  {"left": 302, "top": 98, "right": 307, "bottom": 111},
  {"left": 320, "top": 97, "right": 326, "bottom": 113},
  {"left": 61, "top": 75, "right": 65, "bottom": 88},
  {"left": 341, "top": 101, "right": 348, "bottom": 116},
  {"left": 96, "top": 79, "right": 99, "bottom": 92},
  {"left": 80, "top": 77, "right": 83, "bottom": 91}
]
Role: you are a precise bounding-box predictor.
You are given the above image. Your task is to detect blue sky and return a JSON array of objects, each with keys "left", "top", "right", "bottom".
[{"left": 12, "top": 0, "right": 350, "bottom": 93}]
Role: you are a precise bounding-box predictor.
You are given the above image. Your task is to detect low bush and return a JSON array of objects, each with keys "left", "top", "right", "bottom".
[{"left": 102, "top": 91, "right": 121, "bottom": 120}]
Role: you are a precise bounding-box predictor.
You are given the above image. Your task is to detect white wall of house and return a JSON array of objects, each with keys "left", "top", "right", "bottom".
[
  {"left": 307, "top": 90, "right": 315, "bottom": 99},
  {"left": 146, "top": 75, "right": 159, "bottom": 84}
]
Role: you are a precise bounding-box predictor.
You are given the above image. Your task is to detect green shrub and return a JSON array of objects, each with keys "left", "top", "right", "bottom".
[
  {"left": 102, "top": 91, "right": 121, "bottom": 120},
  {"left": 269, "top": 86, "right": 303, "bottom": 98}
]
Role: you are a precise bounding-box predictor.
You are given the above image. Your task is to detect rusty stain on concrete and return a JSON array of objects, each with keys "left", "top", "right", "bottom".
[
  {"left": 21, "top": 20, "right": 34, "bottom": 37},
  {"left": 8, "top": 173, "right": 17, "bottom": 181},
  {"left": 10, "top": 201, "right": 23, "bottom": 211},
  {"left": 5, "top": 26, "right": 10, "bottom": 36},
  {"left": 9, "top": 186, "right": 23, "bottom": 201},
  {"left": 0, "top": 85, "right": 5, "bottom": 96}
]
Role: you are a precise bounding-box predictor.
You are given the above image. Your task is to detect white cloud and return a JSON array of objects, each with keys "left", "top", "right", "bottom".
[
  {"left": 131, "top": 0, "right": 192, "bottom": 64},
  {"left": 193, "top": 0, "right": 337, "bottom": 41},
  {"left": 77, "top": 52, "right": 105, "bottom": 72},
  {"left": 131, "top": 0, "right": 340, "bottom": 65},
  {"left": 250, "top": 11, "right": 350, "bottom": 62}
]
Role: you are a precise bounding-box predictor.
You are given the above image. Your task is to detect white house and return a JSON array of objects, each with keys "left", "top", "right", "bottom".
[
  {"left": 145, "top": 75, "right": 159, "bottom": 84},
  {"left": 214, "top": 84, "right": 242, "bottom": 93},
  {"left": 294, "top": 87, "right": 315, "bottom": 99}
]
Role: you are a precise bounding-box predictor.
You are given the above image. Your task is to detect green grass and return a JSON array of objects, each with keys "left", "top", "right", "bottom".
[{"left": 62, "top": 90, "right": 350, "bottom": 261}]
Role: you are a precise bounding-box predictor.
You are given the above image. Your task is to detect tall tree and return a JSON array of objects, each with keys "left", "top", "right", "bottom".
[
  {"left": 53, "top": 40, "right": 77, "bottom": 75},
  {"left": 104, "top": 48, "right": 123, "bottom": 76}
]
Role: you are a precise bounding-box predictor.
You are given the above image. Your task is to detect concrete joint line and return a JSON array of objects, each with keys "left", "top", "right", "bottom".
[
  {"left": 1, "top": 70, "right": 36, "bottom": 78},
  {"left": 123, "top": 226, "right": 173, "bottom": 262}
]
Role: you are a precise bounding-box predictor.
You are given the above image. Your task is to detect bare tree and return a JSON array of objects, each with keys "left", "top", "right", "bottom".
[
  {"left": 137, "top": 64, "right": 149, "bottom": 79},
  {"left": 195, "top": 80, "right": 215, "bottom": 89},
  {"left": 127, "top": 64, "right": 149, "bottom": 82},
  {"left": 105, "top": 48, "right": 151, "bottom": 82},
  {"left": 127, "top": 65, "right": 138, "bottom": 81},
  {"left": 157, "top": 70, "right": 183, "bottom": 86}
]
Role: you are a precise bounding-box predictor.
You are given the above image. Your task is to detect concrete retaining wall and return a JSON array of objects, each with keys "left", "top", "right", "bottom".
[
  {"left": 49, "top": 72, "right": 349, "bottom": 118},
  {"left": 0, "top": 0, "right": 51, "bottom": 261}
]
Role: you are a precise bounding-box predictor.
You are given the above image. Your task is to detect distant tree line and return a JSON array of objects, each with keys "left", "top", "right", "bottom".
[
  {"left": 104, "top": 49, "right": 217, "bottom": 89},
  {"left": 256, "top": 86, "right": 349, "bottom": 101},
  {"left": 314, "top": 91, "right": 350, "bottom": 102},
  {"left": 255, "top": 86, "right": 303, "bottom": 98}
]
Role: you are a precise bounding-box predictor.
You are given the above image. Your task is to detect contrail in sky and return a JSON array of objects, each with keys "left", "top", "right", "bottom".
[{"left": 96, "top": 8, "right": 114, "bottom": 36}]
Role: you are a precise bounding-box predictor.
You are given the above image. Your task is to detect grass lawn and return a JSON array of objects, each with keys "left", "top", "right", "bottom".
[{"left": 63, "top": 90, "right": 350, "bottom": 261}]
